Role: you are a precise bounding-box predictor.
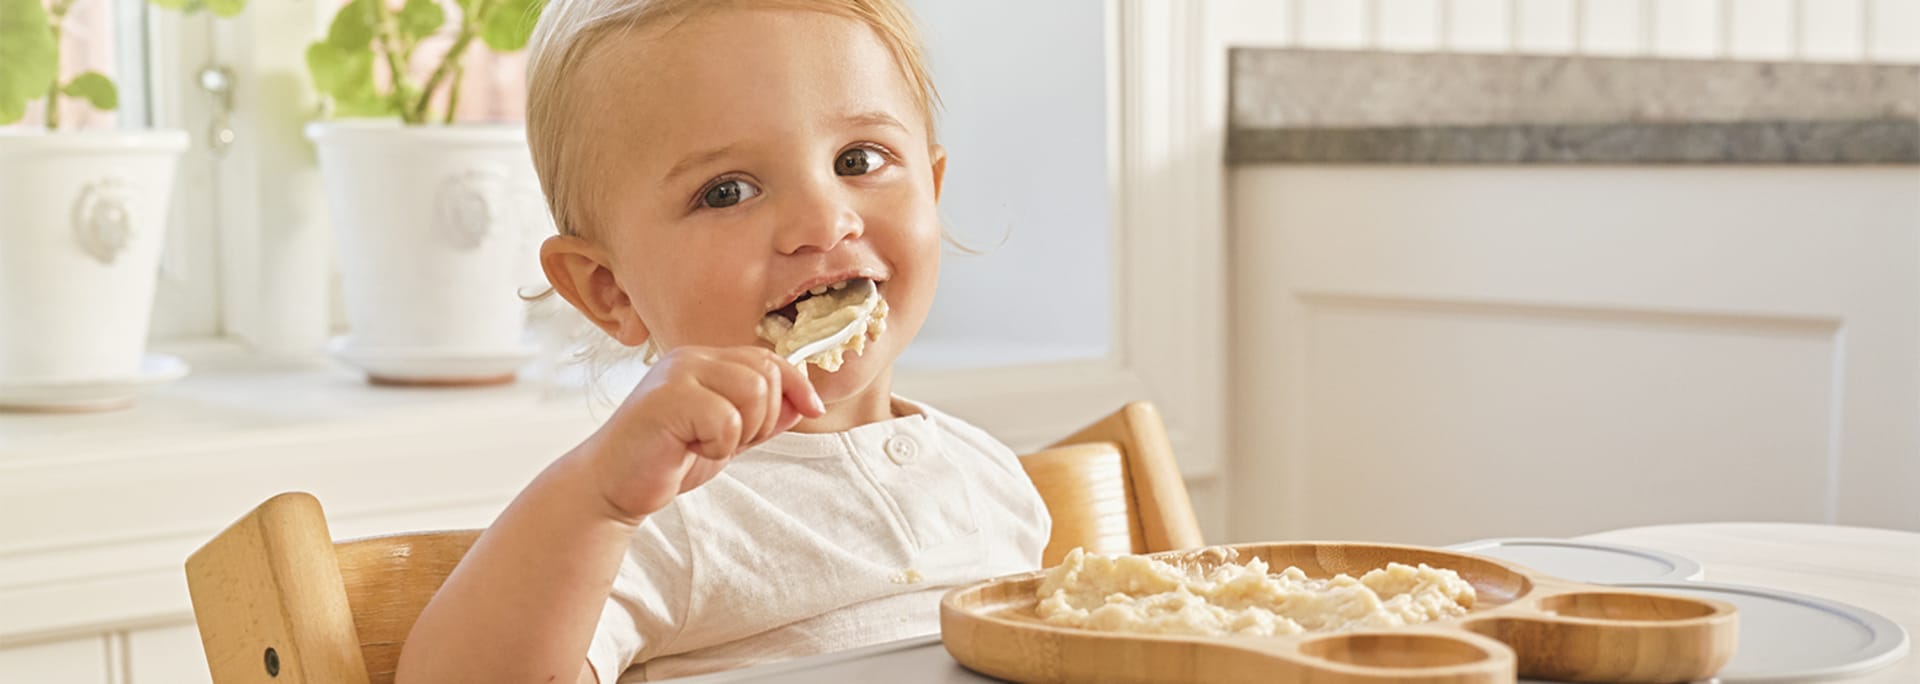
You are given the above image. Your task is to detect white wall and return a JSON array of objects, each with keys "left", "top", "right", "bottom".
[
  {"left": 1229, "top": 167, "right": 1920, "bottom": 544},
  {"left": 1212, "top": 3, "right": 1920, "bottom": 545},
  {"left": 900, "top": 0, "right": 1113, "bottom": 369},
  {"left": 1213, "top": 0, "right": 1920, "bottom": 63}
]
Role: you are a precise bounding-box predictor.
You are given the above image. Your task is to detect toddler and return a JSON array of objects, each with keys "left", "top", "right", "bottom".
[{"left": 395, "top": 1, "right": 1052, "bottom": 682}]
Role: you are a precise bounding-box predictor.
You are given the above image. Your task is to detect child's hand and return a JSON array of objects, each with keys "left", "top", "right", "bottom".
[{"left": 582, "top": 346, "right": 826, "bottom": 524}]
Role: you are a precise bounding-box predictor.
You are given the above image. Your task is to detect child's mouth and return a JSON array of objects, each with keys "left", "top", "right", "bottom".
[
  {"left": 757, "top": 277, "right": 888, "bottom": 371},
  {"left": 767, "top": 277, "right": 865, "bottom": 325}
]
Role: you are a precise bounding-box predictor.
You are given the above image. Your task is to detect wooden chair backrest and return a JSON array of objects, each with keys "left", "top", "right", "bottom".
[
  {"left": 1026, "top": 401, "right": 1203, "bottom": 565},
  {"left": 184, "top": 401, "right": 1200, "bottom": 683},
  {"left": 334, "top": 531, "right": 482, "bottom": 682}
]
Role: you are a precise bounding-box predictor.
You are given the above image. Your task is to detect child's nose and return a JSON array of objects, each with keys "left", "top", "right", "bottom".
[{"left": 774, "top": 182, "right": 864, "bottom": 255}]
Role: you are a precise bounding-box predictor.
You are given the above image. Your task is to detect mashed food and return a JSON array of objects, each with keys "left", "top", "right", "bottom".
[
  {"left": 1033, "top": 548, "right": 1475, "bottom": 637},
  {"left": 756, "top": 280, "right": 888, "bottom": 372}
]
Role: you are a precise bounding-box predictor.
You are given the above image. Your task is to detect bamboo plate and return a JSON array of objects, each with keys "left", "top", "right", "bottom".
[{"left": 940, "top": 542, "right": 1738, "bottom": 683}]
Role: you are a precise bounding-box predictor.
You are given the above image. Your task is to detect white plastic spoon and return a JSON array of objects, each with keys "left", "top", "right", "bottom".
[{"left": 782, "top": 278, "right": 883, "bottom": 368}]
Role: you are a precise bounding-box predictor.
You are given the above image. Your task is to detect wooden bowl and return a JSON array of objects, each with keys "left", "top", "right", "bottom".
[{"left": 940, "top": 542, "right": 1737, "bottom": 683}]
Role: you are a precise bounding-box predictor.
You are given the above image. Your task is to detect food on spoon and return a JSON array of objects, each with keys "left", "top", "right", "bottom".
[
  {"left": 757, "top": 278, "right": 888, "bottom": 371},
  {"left": 1033, "top": 548, "right": 1476, "bottom": 637}
]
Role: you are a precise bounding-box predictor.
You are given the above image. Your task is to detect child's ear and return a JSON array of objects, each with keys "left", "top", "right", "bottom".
[
  {"left": 928, "top": 143, "right": 948, "bottom": 202},
  {"left": 540, "top": 235, "right": 652, "bottom": 347}
]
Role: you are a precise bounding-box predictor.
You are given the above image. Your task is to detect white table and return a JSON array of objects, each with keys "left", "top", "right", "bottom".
[{"left": 669, "top": 523, "right": 1920, "bottom": 683}]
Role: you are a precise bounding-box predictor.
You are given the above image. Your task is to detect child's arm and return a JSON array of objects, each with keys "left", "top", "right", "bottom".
[{"left": 394, "top": 347, "right": 825, "bottom": 684}]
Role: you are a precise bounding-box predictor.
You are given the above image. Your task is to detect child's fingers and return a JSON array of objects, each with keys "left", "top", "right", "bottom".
[
  {"left": 692, "top": 357, "right": 772, "bottom": 452},
  {"left": 716, "top": 348, "right": 788, "bottom": 445},
  {"left": 682, "top": 388, "right": 744, "bottom": 462},
  {"left": 706, "top": 347, "right": 819, "bottom": 443},
  {"left": 757, "top": 357, "right": 783, "bottom": 445},
  {"left": 743, "top": 357, "right": 808, "bottom": 448},
  {"left": 772, "top": 401, "right": 806, "bottom": 436},
  {"left": 771, "top": 349, "right": 826, "bottom": 417}
]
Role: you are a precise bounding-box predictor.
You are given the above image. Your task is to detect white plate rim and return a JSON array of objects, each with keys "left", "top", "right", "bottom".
[
  {"left": 326, "top": 335, "right": 538, "bottom": 361},
  {"left": 326, "top": 335, "right": 536, "bottom": 381},
  {"left": 0, "top": 354, "right": 189, "bottom": 410},
  {"left": 0, "top": 353, "right": 189, "bottom": 390},
  {"left": 1446, "top": 537, "right": 1705, "bottom": 583},
  {"left": 1616, "top": 580, "right": 1911, "bottom": 683}
]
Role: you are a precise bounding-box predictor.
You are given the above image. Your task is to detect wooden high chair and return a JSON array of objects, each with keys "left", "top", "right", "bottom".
[{"left": 184, "top": 401, "right": 1202, "bottom": 684}]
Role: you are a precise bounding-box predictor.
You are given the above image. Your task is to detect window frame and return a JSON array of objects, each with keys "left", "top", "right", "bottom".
[
  {"left": 166, "top": 8, "right": 335, "bottom": 351},
  {"left": 145, "top": 7, "right": 224, "bottom": 340}
]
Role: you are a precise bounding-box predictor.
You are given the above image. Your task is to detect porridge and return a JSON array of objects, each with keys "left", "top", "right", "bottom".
[
  {"left": 757, "top": 279, "right": 888, "bottom": 371},
  {"left": 1033, "top": 548, "right": 1476, "bottom": 637}
]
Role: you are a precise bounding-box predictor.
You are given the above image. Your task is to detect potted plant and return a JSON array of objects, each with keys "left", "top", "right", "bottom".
[
  {"left": 304, "top": 0, "right": 549, "bottom": 386},
  {"left": 0, "top": 0, "right": 244, "bottom": 411}
]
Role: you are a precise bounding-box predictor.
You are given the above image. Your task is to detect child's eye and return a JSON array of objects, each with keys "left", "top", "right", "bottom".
[
  {"left": 835, "top": 147, "right": 888, "bottom": 177},
  {"left": 700, "top": 179, "right": 759, "bottom": 209}
]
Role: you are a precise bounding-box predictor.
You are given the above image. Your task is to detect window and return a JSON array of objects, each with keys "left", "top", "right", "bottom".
[
  {"left": 898, "top": 0, "right": 1114, "bottom": 369},
  {"left": 10, "top": 0, "right": 144, "bottom": 130}
]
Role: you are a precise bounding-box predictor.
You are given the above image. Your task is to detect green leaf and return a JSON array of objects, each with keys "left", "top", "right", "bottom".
[
  {"left": 61, "top": 71, "right": 118, "bottom": 110},
  {"left": 202, "top": 0, "right": 245, "bottom": 18},
  {"left": 0, "top": 0, "right": 58, "bottom": 124},
  {"left": 480, "top": 0, "right": 543, "bottom": 52},
  {"left": 397, "top": 0, "right": 444, "bottom": 42},
  {"left": 326, "top": 0, "right": 376, "bottom": 50},
  {"left": 306, "top": 41, "right": 376, "bottom": 100},
  {"left": 308, "top": 39, "right": 401, "bottom": 120},
  {"left": 146, "top": 0, "right": 189, "bottom": 11}
]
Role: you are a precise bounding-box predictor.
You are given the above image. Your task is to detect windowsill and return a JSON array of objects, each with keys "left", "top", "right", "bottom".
[
  {"left": 0, "top": 336, "right": 1122, "bottom": 468},
  {"left": 0, "top": 340, "right": 607, "bottom": 469}
]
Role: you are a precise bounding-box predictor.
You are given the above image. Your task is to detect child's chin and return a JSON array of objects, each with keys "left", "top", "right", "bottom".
[{"left": 809, "top": 348, "right": 890, "bottom": 403}]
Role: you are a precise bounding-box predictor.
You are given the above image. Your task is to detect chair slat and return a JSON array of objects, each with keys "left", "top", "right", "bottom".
[
  {"left": 335, "top": 531, "right": 482, "bottom": 684},
  {"left": 1051, "top": 402, "right": 1204, "bottom": 553},
  {"left": 1021, "top": 442, "right": 1141, "bottom": 565}
]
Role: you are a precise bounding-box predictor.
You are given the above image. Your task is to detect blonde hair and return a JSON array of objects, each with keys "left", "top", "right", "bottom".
[{"left": 526, "top": 0, "right": 940, "bottom": 239}]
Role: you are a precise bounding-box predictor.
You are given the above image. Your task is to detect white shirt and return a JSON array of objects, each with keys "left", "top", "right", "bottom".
[{"left": 586, "top": 397, "right": 1052, "bottom": 683}]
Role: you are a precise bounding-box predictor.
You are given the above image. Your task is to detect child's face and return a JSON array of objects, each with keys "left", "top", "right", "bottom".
[{"left": 549, "top": 8, "right": 945, "bottom": 407}]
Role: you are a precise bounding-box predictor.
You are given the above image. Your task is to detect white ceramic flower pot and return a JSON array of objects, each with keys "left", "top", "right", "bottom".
[
  {"left": 0, "top": 129, "right": 190, "bottom": 409},
  {"left": 307, "top": 122, "right": 549, "bottom": 385}
]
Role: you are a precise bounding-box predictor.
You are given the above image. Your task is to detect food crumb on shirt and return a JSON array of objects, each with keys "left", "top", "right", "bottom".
[{"left": 890, "top": 569, "right": 925, "bottom": 584}]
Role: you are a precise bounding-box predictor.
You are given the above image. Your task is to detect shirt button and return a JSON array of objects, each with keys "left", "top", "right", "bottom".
[{"left": 885, "top": 434, "right": 919, "bottom": 465}]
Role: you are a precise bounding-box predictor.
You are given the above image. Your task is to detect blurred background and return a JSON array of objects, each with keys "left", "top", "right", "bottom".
[{"left": 1, "top": 0, "right": 1916, "bottom": 680}]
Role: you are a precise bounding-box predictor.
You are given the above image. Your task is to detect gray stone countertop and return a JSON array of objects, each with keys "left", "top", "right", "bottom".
[{"left": 1228, "top": 49, "right": 1920, "bottom": 164}]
